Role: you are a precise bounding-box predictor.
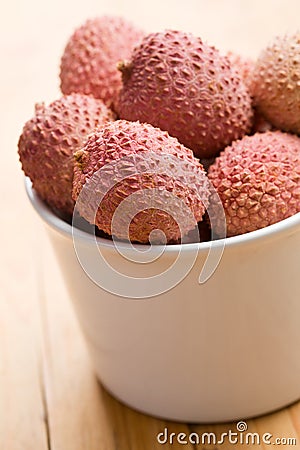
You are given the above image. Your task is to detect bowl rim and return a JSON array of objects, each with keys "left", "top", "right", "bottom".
[{"left": 25, "top": 177, "right": 300, "bottom": 253}]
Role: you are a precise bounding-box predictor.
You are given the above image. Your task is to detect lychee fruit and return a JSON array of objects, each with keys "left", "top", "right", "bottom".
[
  {"left": 72, "top": 120, "right": 210, "bottom": 244},
  {"left": 252, "top": 32, "right": 300, "bottom": 134},
  {"left": 18, "top": 94, "right": 115, "bottom": 215},
  {"left": 116, "top": 30, "right": 253, "bottom": 158},
  {"left": 60, "top": 16, "right": 145, "bottom": 108},
  {"left": 208, "top": 131, "right": 300, "bottom": 237}
]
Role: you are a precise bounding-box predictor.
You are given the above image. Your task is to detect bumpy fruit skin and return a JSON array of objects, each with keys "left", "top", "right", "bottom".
[
  {"left": 18, "top": 94, "right": 115, "bottom": 215},
  {"left": 117, "top": 30, "right": 253, "bottom": 158},
  {"left": 60, "top": 16, "right": 144, "bottom": 108},
  {"left": 208, "top": 131, "right": 300, "bottom": 237},
  {"left": 72, "top": 120, "right": 210, "bottom": 244},
  {"left": 252, "top": 33, "right": 300, "bottom": 134}
]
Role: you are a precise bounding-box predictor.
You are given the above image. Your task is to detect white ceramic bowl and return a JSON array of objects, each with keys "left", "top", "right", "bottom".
[{"left": 25, "top": 177, "right": 300, "bottom": 422}]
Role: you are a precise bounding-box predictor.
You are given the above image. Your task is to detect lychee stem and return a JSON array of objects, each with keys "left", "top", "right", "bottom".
[
  {"left": 117, "top": 60, "right": 132, "bottom": 82},
  {"left": 74, "top": 149, "right": 87, "bottom": 171},
  {"left": 35, "top": 102, "right": 45, "bottom": 114}
]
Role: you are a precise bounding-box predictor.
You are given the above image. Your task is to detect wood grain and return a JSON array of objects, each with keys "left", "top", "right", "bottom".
[{"left": 1, "top": 0, "right": 300, "bottom": 449}]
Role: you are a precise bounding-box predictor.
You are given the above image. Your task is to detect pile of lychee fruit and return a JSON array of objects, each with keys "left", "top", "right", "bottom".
[{"left": 18, "top": 16, "right": 300, "bottom": 244}]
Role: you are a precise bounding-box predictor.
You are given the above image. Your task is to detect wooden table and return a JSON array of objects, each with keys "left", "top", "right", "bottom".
[{"left": 1, "top": 0, "right": 300, "bottom": 448}]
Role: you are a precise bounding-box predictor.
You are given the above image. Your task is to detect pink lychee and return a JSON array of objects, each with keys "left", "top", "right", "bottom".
[
  {"left": 72, "top": 120, "right": 210, "bottom": 244},
  {"left": 18, "top": 94, "right": 115, "bottom": 215},
  {"left": 208, "top": 131, "right": 300, "bottom": 237},
  {"left": 60, "top": 16, "right": 145, "bottom": 108}
]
